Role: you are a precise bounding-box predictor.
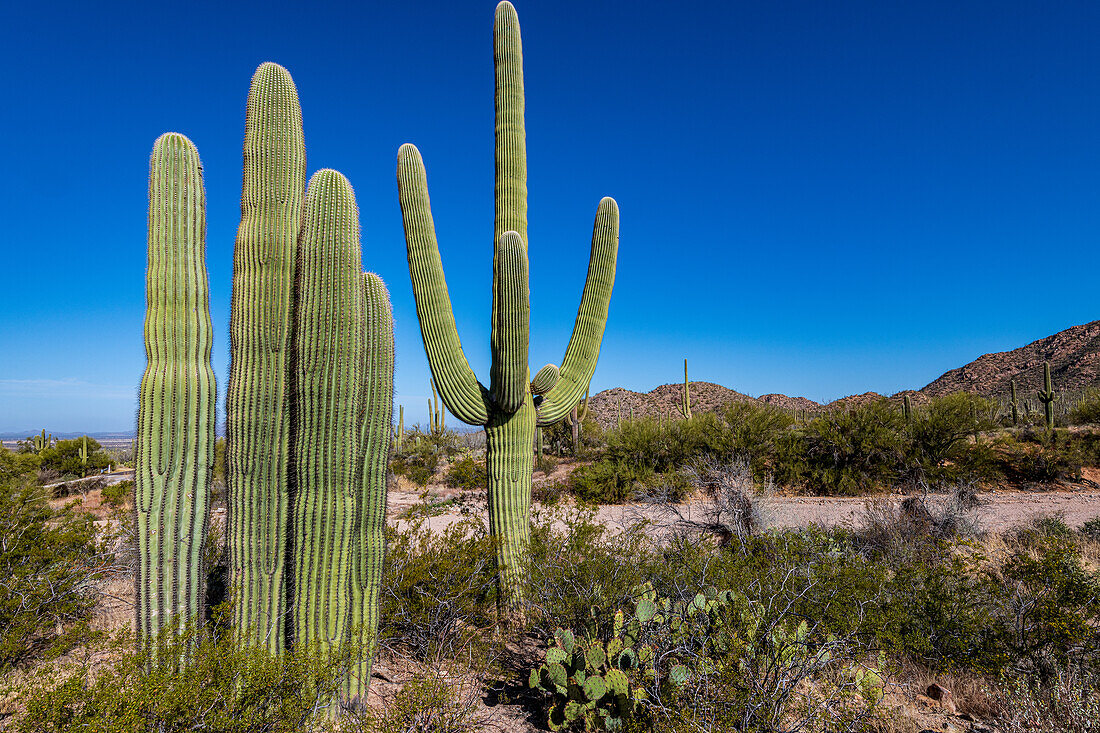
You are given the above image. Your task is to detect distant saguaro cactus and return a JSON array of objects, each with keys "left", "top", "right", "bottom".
[
  {"left": 396, "top": 1, "right": 619, "bottom": 606},
  {"left": 680, "top": 359, "right": 692, "bottom": 419},
  {"left": 1037, "top": 361, "right": 1058, "bottom": 430},
  {"left": 902, "top": 394, "right": 912, "bottom": 423},
  {"left": 135, "top": 133, "right": 215, "bottom": 651},
  {"left": 428, "top": 379, "right": 446, "bottom": 436},
  {"left": 226, "top": 62, "right": 305, "bottom": 652},
  {"left": 1008, "top": 379, "right": 1019, "bottom": 426}
]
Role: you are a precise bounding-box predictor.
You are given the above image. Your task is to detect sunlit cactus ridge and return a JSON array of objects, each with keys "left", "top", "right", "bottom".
[
  {"left": 396, "top": 0, "right": 620, "bottom": 605},
  {"left": 135, "top": 132, "right": 216, "bottom": 648}
]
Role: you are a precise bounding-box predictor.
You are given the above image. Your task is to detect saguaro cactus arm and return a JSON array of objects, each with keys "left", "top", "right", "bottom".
[
  {"left": 536, "top": 198, "right": 619, "bottom": 426},
  {"left": 494, "top": 0, "right": 527, "bottom": 247},
  {"left": 490, "top": 231, "right": 531, "bottom": 412},
  {"left": 397, "top": 144, "right": 491, "bottom": 426},
  {"left": 531, "top": 364, "right": 560, "bottom": 396}
]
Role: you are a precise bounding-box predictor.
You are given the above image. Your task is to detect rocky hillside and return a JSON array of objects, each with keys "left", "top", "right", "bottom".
[
  {"left": 920, "top": 320, "right": 1100, "bottom": 398},
  {"left": 583, "top": 320, "right": 1100, "bottom": 428}
]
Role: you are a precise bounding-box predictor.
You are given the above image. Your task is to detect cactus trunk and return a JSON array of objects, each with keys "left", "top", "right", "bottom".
[
  {"left": 486, "top": 395, "right": 535, "bottom": 599},
  {"left": 135, "top": 133, "right": 215, "bottom": 654},
  {"left": 226, "top": 62, "right": 305, "bottom": 652}
]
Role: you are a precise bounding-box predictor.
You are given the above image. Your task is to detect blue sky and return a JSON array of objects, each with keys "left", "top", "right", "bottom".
[{"left": 2, "top": 0, "right": 1099, "bottom": 433}]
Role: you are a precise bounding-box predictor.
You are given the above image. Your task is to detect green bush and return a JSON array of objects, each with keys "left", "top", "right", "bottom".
[
  {"left": 444, "top": 454, "right": 485, "bottom": 492},
  {"left": 1080, "top": 517, "right": 1100, "bottom": 542},
  {"left": 0, "top": 468, "right": 106, "bottom": 673},
  {"left": 13, "top": 629, "right": 351, "bottom": 733},
  {"left": 35, "top": 436, "right": 112, "bottom": 478},
  {"left": 101, "top": 479, "right": 133, "bottom": 508},
  {"left": 1069, "top": 387, "right": 1100, "bottom": 425},
  {"left": 801, "top": 401, "right": 906, "bottom": 495},
  {"left": 906, "top": 392, "right": 993, "bottom": 483}
]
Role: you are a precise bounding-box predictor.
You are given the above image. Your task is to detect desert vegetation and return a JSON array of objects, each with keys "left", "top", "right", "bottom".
[{"left": 4, "top": 1, "right": 1100, "bottom": 732}]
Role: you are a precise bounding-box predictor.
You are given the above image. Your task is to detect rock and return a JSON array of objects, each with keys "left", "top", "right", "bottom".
[{"left": 927, "top": 682, "right": 957, "bottom": 713}]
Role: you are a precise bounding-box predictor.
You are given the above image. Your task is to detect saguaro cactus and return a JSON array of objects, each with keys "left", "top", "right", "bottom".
[
  {"left": 902, "top": 394, "right": 912, "bottom": 423},
  {"left": 135, "top": 133, "right": 215, "bottom": 649},
  {"left": 680, "top": 359, "right": 692, "bottom": 419},
  {"left": 428, "top": 379, "right": 446, "bottom": 436},
  {"left": 347, "top": 273, "right": 395, "bottom": 703},
  {"left": 396, "top": 1, "right": 619, "bottom": 606},
  {"left": 1037, "top": 361, "right": 1058, "bottom": 430},
  {"left": 1008, "top": 380, "right": 1019, "bottom": 426},
  {"left": 292, "top": 169, "right": 366, "bottom": 653},
  {"left": 226, "top": 62, "right": 306, "bottom": 652}
]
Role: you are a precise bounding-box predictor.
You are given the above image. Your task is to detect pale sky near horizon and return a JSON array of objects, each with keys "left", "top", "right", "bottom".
[{"left": 3, "top": 0, "right": 1099, "bottom": 433}]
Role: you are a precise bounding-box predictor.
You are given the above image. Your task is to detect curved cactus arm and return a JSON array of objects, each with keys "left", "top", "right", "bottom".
[
  {"left": 537, "top": 197, "right": 619, "bottom": 426},
  {"left": 494, "top": 1, "right": 527, "bottom": 248},
  {"left": 397, "top": 143, "right": 491, "bottom": 426},
  {"left": 347, "top": 272, "right": 394, "bottom": 703},
  {"left": 490, "top": 231, "right": 530, "bottom": 412},
  {"left": 531, "top": 364, "right": 560, "bottom": 396}
]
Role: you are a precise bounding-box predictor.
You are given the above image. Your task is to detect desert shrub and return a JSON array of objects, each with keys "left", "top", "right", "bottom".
[
  {"left": 989, "top": 664, "right": 1100, "bottom": 733},
  {"left": 0, "top": 474, "right": 108, "bottom": 673},
  {"left": 720, "top": 402, "right": 794, "bottom": 479},
  {"left": 13, "top": 629, "right": 351, "bottom": 733},
  {"left": 35, "top": 436, "right": 112, "bottom": 478},
  {"left": 906, "top": 393, "right": 993, "bottom": 483},
  {"left": 443, "top": 454, "right": 485, "bottom": 492},
  {"left": 1080, "top": 517, "right": 1100, "bottom": 542},
  {"left": 995, "top": 432, "right": 1082, "bottom": 484},
  {"left": 801, "top": 401, "right": 906, "bottom": 495},
  {"left": 101, "top": 478, "right": 133, "bottom": 508},
  {"left": 568, "top": 459, "right": 653, "bottom": 504},
  {"left": 349, "top": 672, "right": 484, "bottom": 733},
  {"left": 1069, "top": 387, "right": 1100, "bottom": 425},
  {"left": 391, "top": 432, "right": 444, "bottom": 488},
  {"left": 378, "top": 518, "right": 497, "bottom": 662}
]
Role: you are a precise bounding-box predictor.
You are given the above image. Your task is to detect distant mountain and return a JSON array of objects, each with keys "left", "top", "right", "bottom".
[
  {"left": 920, "top": 320, "right": 1100, "bottom": 399},
  {"left": 583, "top": 320, "right": 1100, "bottom": 426}
]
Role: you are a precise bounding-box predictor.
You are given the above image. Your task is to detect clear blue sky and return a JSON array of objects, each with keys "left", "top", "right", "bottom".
[{"left": 2, "top": 0, "right": 1099, "bottom": 433}]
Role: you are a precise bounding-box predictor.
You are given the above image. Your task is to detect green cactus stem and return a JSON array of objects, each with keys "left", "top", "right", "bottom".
[
  {"left": 429, "top": 379, "right": 446, "bottom": 436},
  {"left": 135, "top": 133, "right": 215, "bottom": 654},
  {"left": 1037, "top": 361, "right": 1058, "bottom": 431},
  {"left": 395, "top": 405, "right": 405, "bottom": 451},
  {"left": 346, "top": 273, "right": 395, "bottom": 704},
  {"left": 291, "top": 169, "right": 365, "bottom": 655},
  {"left": 1009, "top": 379, "right": 1019, "bottom": 426},
  {"left": 226, "top": 62, "right": 306, "bottom": 652},
  {"left": 902, "top": 394, "right": 912, "bottom": 423},
  {"left": 680, "top": 358, "right": 691, "bottom": 419},
  {"left": 396, "top": 1, "right": 619, "bottom": 607}
]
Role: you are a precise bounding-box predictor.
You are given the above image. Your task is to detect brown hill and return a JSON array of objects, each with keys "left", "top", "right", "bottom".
[
  {"left": 920, "top": 320, "right": 1100, "bottom": 399},
  {"left": 587, "top": 382, "right": 757, "bottom": 431}
]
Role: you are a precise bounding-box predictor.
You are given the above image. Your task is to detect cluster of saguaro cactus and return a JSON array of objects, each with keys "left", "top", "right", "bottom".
[
  {"left": 31, "top": 429, "right": 53, "bottom": 453},
  {"left": 680, "top": 359, "right": 692, "bottom": 419},
  {"left": 1038, "top": 361, "right": 1058, "bottom": 430},
  {"left": 135, "top": 133, "right": 216, "bottom": 652},
  {"left": 396, "top": 1, "right": 619, "bottom": 604},
  {"left": 221, "top": 63, "right": 395, "bottom": 704}
]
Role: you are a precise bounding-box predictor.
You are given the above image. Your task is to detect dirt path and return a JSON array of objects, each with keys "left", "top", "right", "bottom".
[{"left": 388, "top": 486, "right": 1100, "bottom": 536}]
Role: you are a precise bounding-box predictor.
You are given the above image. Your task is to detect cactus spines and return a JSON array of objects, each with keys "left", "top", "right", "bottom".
[
  {"left": 135, "top": 133, "right": 215, "bottom": 651},
  {"left": 396, "top": 1, "right": 619, "bottom": 606},
  {"left": 680, "top": 358, "right": 691, "bottom": 419},
  {"left": 226, "top": 62, "right": 306, "bottom": 652},
  {"left": 291, "top": 169, "right": 365, "bottom": 653},
  {"left": 1038, "top": 361, "right": 1058, "bottom": 430},
  {"left": 347, "top": 272, "right": 395, "bottom": 703},
  {"left": 902, "top": 394, "right": 912, "bottom": 423},
  {"left": 1009, "top": 379, "right": 1019, "bottom": 426}
]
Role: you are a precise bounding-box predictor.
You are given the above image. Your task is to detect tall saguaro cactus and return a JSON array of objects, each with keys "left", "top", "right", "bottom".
[
  {"left": 348, "top": 273, "right": 395, "bottom": 703},
  {"left": 397, "top": 1, "right": 620, "bottom": 605},
  {"left": 226, "top": 62, "right": 306, "bottom": 652},
  {"left": 135, "top": 133, "right": 215, "bottom": 648},
  {"left": 292, "top": 170, "right": 365, "bottom": 653},
  {"left": 1038, "top": 361, "right": 1058, "bottom": 431},
  {"left": 680, "top": 359, "right": 692, "bottom": 419}
]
